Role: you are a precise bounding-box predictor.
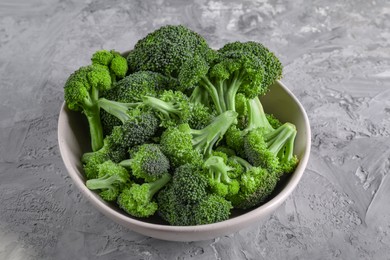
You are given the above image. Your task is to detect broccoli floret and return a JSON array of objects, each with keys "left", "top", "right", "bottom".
[
  {"left": 100, "top": 71, "right": 170, "bottom": 134},
  {"left": 81, "top": 109, "right": 160, "bottom": 178},
  {"left": 157, "top": 164, "right": 209, "bottom": 226},
  {"left": 225, "top": 96, "right": 275, "bottom": 154},
  {"left": 180, "top": 49, "right": 265, "bottom": 115},
  {"left": 157, "top": 186, "right": 195, "bottom": 226},
  {"left": 117, "top": 173, "right": 171, "bottom": 218},
  {"left": 119, "top": 144, "right": 170, "bottom": 182},
  {"left": 109, "top": 109, "right": 160, "bottom": 148},
  {"left": 203, "top": 155, "right": 240, "bottom": 198},
  {"left": 193, "top": 194, "right": 232, "bottom": 225},
  {"left": 91, "top": 49, "right": 128, "bottom": 81},
  {"left": 143, "top": 90, "right": 213, "bottom": 129},
  {"left": 64, "top": 64, "right": 111, "bottom": 151},
  {"left": 232, "top": 164, "right": 277, "bottom": 209},
  {"left": 160, "top": 110, "right": 238, "bottom": 167},
  {"left": 127, "top": 25, "right": 215, "bottom": 89},
  {"left": 188, "top": 102, "right": 214, "bottom": 130},
  {"left": 266, "top": 113, "right": 282, "bottom": 129},
  {"left": 82, "top": 136, "right": 128, "bottom": 179},
  {"left": 85, "top": 160, "right": 130, "bottom": 201},
  {"left": 171, "top": 164, "right": 208, "bottom": 205},
  {"left": 218, "top": 41, "right": 283, "bottom": 89},
  {"left": 244, "top": 123, "right": 298, "bottom": 176}
]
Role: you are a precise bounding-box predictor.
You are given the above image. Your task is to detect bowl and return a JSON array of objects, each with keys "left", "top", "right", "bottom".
[{"left": 58, "top": 80, "right": 311, "bottom": 241}]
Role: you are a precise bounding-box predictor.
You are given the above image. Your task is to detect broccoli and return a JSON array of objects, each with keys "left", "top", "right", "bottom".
[
  {"left": 126, "top": 25, "right": 215, "bottom": 88},
  {"left": 85, "top": 160, "right": 130, "bottom": 201},
  {"left": 171, "top": 164, "right": 208, "bottom": 205},
  {"left": 82, "top": 136, "right": 128, "bottom": 179},
  {"left": 181, "top": 49, "right": 265, "bottom": 115},
  {"left": 64, "top": 64, "right": 111, "bottom": 151},
  {"left": 228, "top": 156, "right": 278, "bottom": 209},
  {"left": 119, "top": 144, "right": 170, "bottom": 182},
  {"left": 225, "top": 96, "right": 275, "bottom": 155},
  {"left": 142, "top": 90, "right": 191, "bottom": 128},
  {"left": 91, "top": 49, "right": 128, "bottom": 82},
  {"left": 157, "top": 186, "right": 195, "bottom": 226},
  {"left": 193, "top": 194, "right": 232, "bottom": 225},
  {"left": 81, "top": 109, "right": 160, "bottom": 178},
  {"left": 244, "top": 122, "right": 299, "bottom": 176},
  {"left": 143, "top": 90, "right": 213, "bottom": 129},
  {"left": 218, "top": 41, "right": 283, "bottom": 89},
  {"left": 100, "top": 71, "right": 171, "bottom": 134},
  {"left": 203, "top": 155, "right": 240, "bottom": 197},
  {"left": 266, "top": 113, "right": 282, "bottom": 129},
  {"left": 157, "top": 165, "right": 232, "bottom": 226},
  {"left": 157, "top": 164, "right": 208, "bottom": 226},
  {"left": 109, "top": 108, "right": 160, "bottom": 148},
  {"left": 117, "top": 173, "right": 171, "bottom": 218},
  {"left": 160, "top": 110, "right": 238, "bottom": 167}
]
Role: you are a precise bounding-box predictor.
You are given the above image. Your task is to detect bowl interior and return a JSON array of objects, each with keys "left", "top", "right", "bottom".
[{"left": 58, "top": 80, "right": 311, "bottom": 239}]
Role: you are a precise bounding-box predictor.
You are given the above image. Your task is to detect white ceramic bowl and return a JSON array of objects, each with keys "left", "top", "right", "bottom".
[{"left": 58, "top": 80, "right": 311, "bottom": 241}]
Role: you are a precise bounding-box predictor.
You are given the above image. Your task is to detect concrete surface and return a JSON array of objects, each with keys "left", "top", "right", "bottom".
[{"left": 1, "top": 0, "right": 390, "bottom": 259}]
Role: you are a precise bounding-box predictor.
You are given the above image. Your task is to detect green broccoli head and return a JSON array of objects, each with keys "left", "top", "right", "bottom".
[
  {"left": 159, "top": 124, "right": 202, "bottom": 168},
  {"left": 85, "top": 160, "right": 130, "bottom": 202},
  {"left": 120, "top": 143, "right": 170, "bottom": 182},
  {"left": 171, "top": 164, "right": 208, "bottom": 205},
  {"left": 64, "top": 64, "right": 112, "bottom": 151},
  {"left": 229, "top": 167, "right": 278, "bottom": 209},
  {"left": 110, "top": 109, "right": 160, "bottom": 149},
  {"left": 203, "top": 155, "right": 240, "bottom": 198},
  {"left": 243, "top": 123, "right": 298, "bottom": 176},
  {"left": 218, "top": 41, "right": 283, "bottom": 89},
  {"left": 127, "top": 25, "right": 215, "bottom": 86},
  {"left": 193, "top": 194, "right": 232, "bottom": 225},
  {"left": 100, "top": 71, "right": 171, "bottom": 134},
  {"left": 91, "top": 49, "right": 128, "bottom": 81},
  {"left": 117, "top": 173, "right": 171, "bottom": 218},
  {"left": 157, "top": 185, "right": 195, "bottom": 226}
]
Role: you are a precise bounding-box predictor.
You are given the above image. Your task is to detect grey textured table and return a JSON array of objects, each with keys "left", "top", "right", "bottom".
[{"left": 1, "top": 0, "right": 389, "bottom": 259}]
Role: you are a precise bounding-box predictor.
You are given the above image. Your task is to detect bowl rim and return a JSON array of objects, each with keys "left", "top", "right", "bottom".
[{"left": 58, "top": 79, "right": 311, "bottom": 234}]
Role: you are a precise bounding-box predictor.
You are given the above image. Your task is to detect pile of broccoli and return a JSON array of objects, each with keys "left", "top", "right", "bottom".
[{"left": 63, "top": 25, "right": 299, "bottom": 225}]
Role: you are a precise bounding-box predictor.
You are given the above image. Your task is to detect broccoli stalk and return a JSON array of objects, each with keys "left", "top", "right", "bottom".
[
  {"left": 98, "top": 98, "right": 142, "bottom": 123},
  {"left": 117, "top": 173, "right": 171, "bottom": 218},
  {"left": 203, "top": 156, "right": 240, "bottom": 197},
  {"left": 142, "top": 90, "right": 190, "bottom": 128},
  {"left": 64, "top": 64, "right": 112, "bottom": 151}
]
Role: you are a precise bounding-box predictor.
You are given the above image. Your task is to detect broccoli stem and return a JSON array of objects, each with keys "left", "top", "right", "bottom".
[
  {"left": 265, "top": 123, "right": 296, "bottom": 158},
  {"left": 142, "top": 96, "right": 180, "bottom": 118},
  {"left": 190, "top": 85, "right": 210, "bottom": 106},
  {"left": 118, "top": 159, "right": 131, "bottom": 168},
  {"left": 86, "top": 112, "right": 104, "bottom": 152},
  {"left": 98, "top": 98, "right": 141, "bottom": 124},
  {"left": 200, "top": 76, "right": 223, "bottom": 114},
  {"left": 225, "top": 71, "right": 243, "bottom": 112},
  {"left": 86, "top": 175, "right": 120, "bottom": 190},
  {"left": 230, "top": 156, "right": 252, "bottom": 170},
  {"left": 245, "top": 97, "right": 274, "bottom": 133},
  {"left": 205, "top": 156, "right": 234, "bottom": 184},
  {"left": 191, "top": 110, "right": 238, "bottom": 156},
  {"left": 148, "top": 174, "right": 172, "bottom": 197}
]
